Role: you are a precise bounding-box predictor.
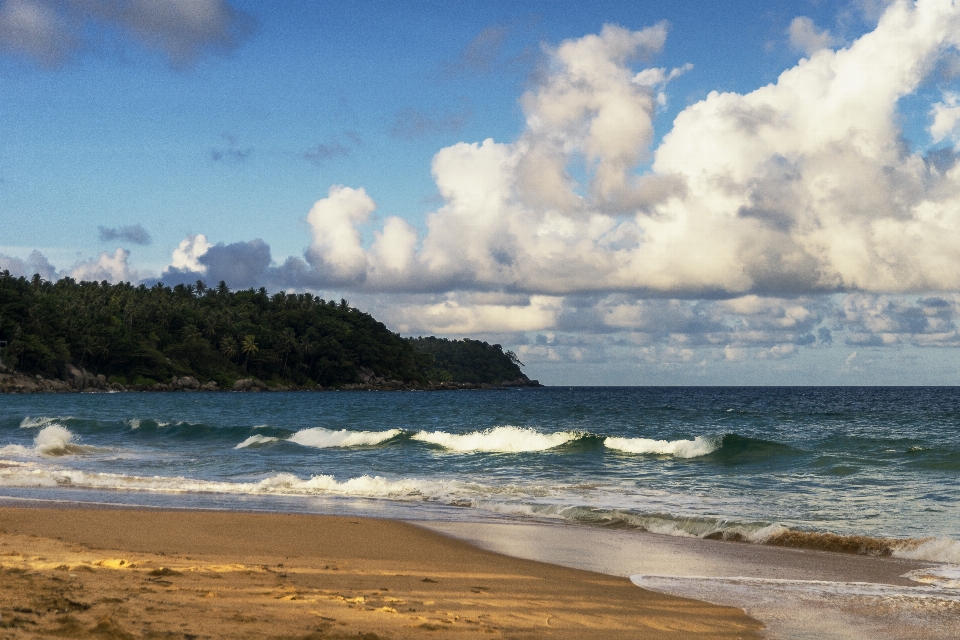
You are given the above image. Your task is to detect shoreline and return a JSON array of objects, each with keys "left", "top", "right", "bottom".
[
  {"left": 1, "top": 497, "right": 957, "bottom": 638},
  {"left": 0, "top": 369, "right": 542, "bottom": 394},
  {"left": 0, "top": 504, "right": 763, "bottom": 639}
]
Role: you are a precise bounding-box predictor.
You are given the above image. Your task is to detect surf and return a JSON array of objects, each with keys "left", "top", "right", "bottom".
[{"left": 412, "top": 426, "right": 580, "bottom": 453}]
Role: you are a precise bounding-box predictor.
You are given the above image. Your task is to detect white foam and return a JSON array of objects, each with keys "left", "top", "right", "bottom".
[
  {"left": 235, "top": 434, "right": 279, "bottom": 449},
  {"left": 631, "top": 574, "right": 960, "bottom": 640},
  {"left": 747, "top": 522, "right": 791, "bottom": 543},
  {"left": 0, "top": 445, "right": 33, "bottom": 456},
  {"left": 0, "top": 465, "right": 456, "bottom": 500},
  {"left": 412, "top": 426, "right": 577, "bottom": 453},
  {"left": 288, "top": 427, "right": 401, "bottom": 448},
  {"left": 33, "top": 425, "right": 88, "bottom": 455},
  {"left": 19, "top": 416, "right": 67, "bottom": 429},
  {"left": 904, "top": 564, "right": 960, "bottom": 589},
  {"left": 1, "top": 426, "right": 94, "bottom": 457},
  {"left": 893, "top": 537, "right": 960, "bottom": 564},
  {"left": 604, "top": 435, "right": 718, "bottom": 458},
  {"left": 128, "top": 419, "right": 141, "bottom": 430}
]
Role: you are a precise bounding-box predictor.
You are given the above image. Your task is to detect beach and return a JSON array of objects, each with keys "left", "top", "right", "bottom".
[
  {"left": 0, "top": 505, "right": 764, "bottom": 639},
  {"left": 3, "top": 388, "right": 960, "bottom": 638}
]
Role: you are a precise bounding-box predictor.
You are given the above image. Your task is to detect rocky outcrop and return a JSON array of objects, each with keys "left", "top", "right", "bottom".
[
  {"left": 502, "top": 375, "right": 541, "bottom": 387},
  {"left": 169, "top": 376, "right": 201, "bottom": 390},
  {"left": 0, "top": 371, "right": 73, "bottom": 393},
  {"left": 62, "top": 363, "right": 106, "bottom": 391},
  {"left": 2, "top": 367, "right": 541, "bottom": 394},
  {"left": 232, "top": 378, "right": 267, "bottom": 392}
]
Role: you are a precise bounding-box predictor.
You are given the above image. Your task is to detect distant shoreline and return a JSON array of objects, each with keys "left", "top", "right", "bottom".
[{"left": 0, "top": 369, "right": 542, "bottom": 394}]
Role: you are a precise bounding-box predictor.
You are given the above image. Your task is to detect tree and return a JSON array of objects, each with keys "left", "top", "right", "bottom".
[
  {"left": 220, "top": 336, "right": 238, "bottom": 361},
  {"left": 240, "top": 334, "right": 258, "bottom": 370}
]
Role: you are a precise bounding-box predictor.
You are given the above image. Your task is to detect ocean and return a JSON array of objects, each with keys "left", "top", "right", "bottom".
[
  {"left": 2, "top": 387, "right": 960, "bottom": 637},
  {"left": 2, "top": 386, "right": 959, "bottom": 547}
]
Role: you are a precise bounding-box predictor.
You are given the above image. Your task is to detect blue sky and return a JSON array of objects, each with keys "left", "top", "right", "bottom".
[{"left": 4, "top": 0, "right": 960, "bottom": 385}]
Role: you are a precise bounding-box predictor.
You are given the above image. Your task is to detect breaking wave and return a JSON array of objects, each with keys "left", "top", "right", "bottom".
[
  {"left": 0, "top": 465, "right": 460, "bottom": 499},
  {"left": 234, "top": 434, "right": 279, "bottom": 449},
  {"left": 1, "top": 453, "right": 959, "bottom": 567},
  {"left": 20, "top": 416, "right": 70, "bottom": 429},
  {"left": 604, "top": 435, "right": 718, "bottom": 458},
  {"left": 412, "top": 426, "right": 579, "bottom": 453},
  {"left": 0, "top": 425, "right": 95, "bottom": 457},
  {"left": 288, "top": 427, "right": 402, "bottom": 449}
]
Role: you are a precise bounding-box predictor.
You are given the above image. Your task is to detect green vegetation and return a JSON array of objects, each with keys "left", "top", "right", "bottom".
[
  {"left": 409, "top": 337, "right": 525, "bottom": 385},
  {"left": 0, "top": 272, "right": 529, "bottom": 388}
]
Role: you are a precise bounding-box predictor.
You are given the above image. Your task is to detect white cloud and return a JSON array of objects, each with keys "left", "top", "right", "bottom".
[
  {"left": 69, "top": 248, "right": 140, "bottom": 283},
  {"left": 293, "top": 1, "right": 960, "bottom": 302},
  {"left": 633, "top": 62, "right": 693, "bottom": 108},
  {"left": 838, "top": 293, "right": 960, "bottom": 347},
  {"left": 930, "top": 91, "right": 960, "bottom": 144},
  {"left": 170, "top": 234, "right": 211, "bottom": 272},
  {"left": 380, "top": 293, "right": 561, "bottom": 335},
  {"left": 787, "top": 16, "right": 839, "bottom": 56},
  {"left": 305, "top": 185, "right": 377, "bottom": 284}
]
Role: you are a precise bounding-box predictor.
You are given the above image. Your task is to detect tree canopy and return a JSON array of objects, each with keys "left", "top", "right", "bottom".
[{"left": 0, "top": 272, "right": 527, "bottom": 388}]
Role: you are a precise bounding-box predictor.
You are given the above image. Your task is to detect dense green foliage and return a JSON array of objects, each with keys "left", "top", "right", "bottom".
[
  {"left": 409, "top": 337, "right": 524, "bottom": 384},
  {"left": 0, "top": 272, "right": 524, "bottom": 387}
]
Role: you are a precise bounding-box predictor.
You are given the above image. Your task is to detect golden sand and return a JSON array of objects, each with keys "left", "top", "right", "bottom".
[{"left": 0, "top": 506, "right": 763, "bottom": 639}]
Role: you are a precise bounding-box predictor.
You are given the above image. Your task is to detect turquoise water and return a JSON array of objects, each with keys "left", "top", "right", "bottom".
[{"left": 1, "top": 387, "right": 959, "bottom": 559}]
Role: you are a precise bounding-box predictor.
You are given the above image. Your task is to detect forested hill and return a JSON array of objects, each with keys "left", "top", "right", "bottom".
[{"left": 0, "top": 272, "right": 538, "bottom": 391}]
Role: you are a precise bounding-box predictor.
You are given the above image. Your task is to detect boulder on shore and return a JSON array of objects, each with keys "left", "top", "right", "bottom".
[
  {"left": 62, "top": 363, "right": 107, "bottom": 391},
  {"left": 232, "top": 378, "right": 267, "bottom": 392}
]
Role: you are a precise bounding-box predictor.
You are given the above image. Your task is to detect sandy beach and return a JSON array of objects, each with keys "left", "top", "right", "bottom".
[{"left": 0, "top": 506, "right": 764, "bottom": 639}]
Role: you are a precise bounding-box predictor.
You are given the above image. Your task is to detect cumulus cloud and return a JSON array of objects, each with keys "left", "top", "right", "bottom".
[
  {"left": 69, "top": 247, "right": 140, "bottom": 283},
  {"left": 787, "top": 16, "right": 840, "bottom": 56},
  {"left": 930, "top": 91, "right": 960, "bottom": 145},
  {"left": 0, "top": 249, "right": 58, "bottom": 280},
  {"left": 291, "top": 2, "right": 960, "bottom": 299},
  {"left": 98, "top": 224, "right": 151, "bottom": 245},
  {"left": 170, "top": 234, "right": 211, "bottom": 272},
  {"left": 0, "top": 0, "right": 252, "bottom": 67}
]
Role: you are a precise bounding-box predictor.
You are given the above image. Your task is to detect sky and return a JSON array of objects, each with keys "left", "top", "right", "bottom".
[{"left": 4, "top": 0, "right": 960, "bottom": 385}]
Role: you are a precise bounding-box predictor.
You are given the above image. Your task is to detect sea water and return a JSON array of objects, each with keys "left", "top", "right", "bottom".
[
  {"left": 3, "top": 387, "right": 959, "bottom": 547},
  {"left": 1, "top": 387, "right": 959, "bottom": 636}
]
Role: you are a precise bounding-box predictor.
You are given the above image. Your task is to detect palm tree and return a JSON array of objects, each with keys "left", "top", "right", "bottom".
[
  {"left": 279, "top": 328, "right": 296, "bottom": 376},
  {"left": 240, "top": 334, "right": 258, "bottom": 370},
  {"left": 220, "top": 336, "right": 238, "bottom": 361}
]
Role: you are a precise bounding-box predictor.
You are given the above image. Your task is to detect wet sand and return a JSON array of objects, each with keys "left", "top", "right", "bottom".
[
  {"left": 0, "top": 506, "right": 763, "bottom": 639},
  {"left": 419, "top": 521, "right": 932, "bottom": 585},
  {"left": 421, "top": 522, "right": 957, "bottom": 640}
]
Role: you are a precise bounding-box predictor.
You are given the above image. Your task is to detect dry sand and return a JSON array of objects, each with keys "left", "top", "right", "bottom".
[{"left": 0, "top": 506, "right": 764, "bottom": 639}]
